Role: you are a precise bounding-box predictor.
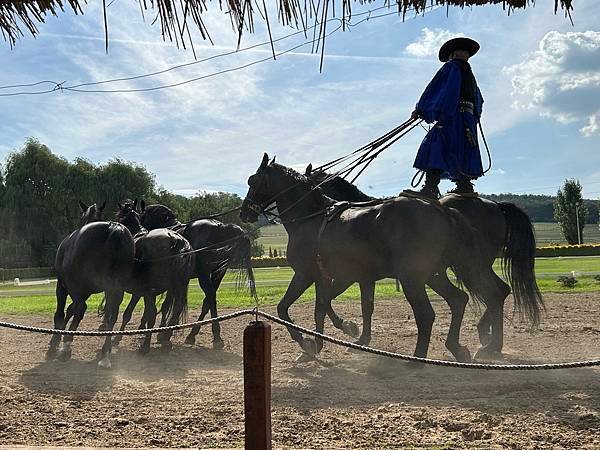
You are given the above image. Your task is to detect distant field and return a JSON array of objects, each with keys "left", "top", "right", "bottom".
[
  {"left": 534, "top": 222, "right": 600, "bottom": 245},
  {"left": 1, "top": 257, "right": 599, "bottom": 315},
  {"left": 259, "top": 222, "right": 600, "bottom": 255}
]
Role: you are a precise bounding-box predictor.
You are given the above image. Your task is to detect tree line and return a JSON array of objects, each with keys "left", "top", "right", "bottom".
[
  {"left": 0, "top": 139, "right": 262, "bottom": 267},
  {"left": 0, "top": 139, "right": 597, "bottom": 267}
]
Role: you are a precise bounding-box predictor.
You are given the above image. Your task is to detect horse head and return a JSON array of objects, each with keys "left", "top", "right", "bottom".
[
  {"left": 79, "top": 200, "right": 106, "bottom": 227},
  {"left": 240, "top": 153, "right": 274, "bottom": 223},
  {"left": 116, "top": 199, "right": 144, "bottom": 235},
  {"left": 140, "top": 202, "right": 179, "bottom": 230}
]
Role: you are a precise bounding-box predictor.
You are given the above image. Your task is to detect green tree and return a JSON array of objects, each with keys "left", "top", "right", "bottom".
[
  {"left": 3, "top": 139, "right": 72, "bottom": 264},
  {"left": 1, "top": 140, "right": 158, "bottom": 266},
  {"left": 554, "top": 179, "right": 587, "bottom": 245}
]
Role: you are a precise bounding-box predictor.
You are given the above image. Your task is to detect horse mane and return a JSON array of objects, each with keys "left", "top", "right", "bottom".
[
  {"left": 312, "top": 170, "right": 375, "bottom": 202},
  {"left": 270, "top": 162, "right": 310, "bottom": 185}
]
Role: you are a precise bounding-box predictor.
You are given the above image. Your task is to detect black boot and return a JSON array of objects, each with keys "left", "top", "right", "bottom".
[
  {"left": 419, "top": 171, "right": 441, "bottom": 199},
  {"left": 449, "top": 179, "right": 476, "bottom": 195}
]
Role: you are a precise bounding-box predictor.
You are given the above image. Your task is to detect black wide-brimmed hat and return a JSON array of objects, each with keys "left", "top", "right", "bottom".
[{"left": 438, "top": 37, "right": 480, "bottom": 62}]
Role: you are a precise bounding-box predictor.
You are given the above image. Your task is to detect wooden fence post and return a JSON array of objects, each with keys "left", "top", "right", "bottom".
[{"left": 243, "top": 320, "right": 272, "bottom": 450}]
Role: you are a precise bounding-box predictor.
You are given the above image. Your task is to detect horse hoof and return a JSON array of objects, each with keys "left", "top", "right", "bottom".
[
  {"left": 301, "top": 338, "right": 317, "bottom": 356},
  {"left": 474, "top": 346, "right": 503, "bottom": 361},
  {"left": 478, "top": 333, "right": 492, "bottom": 347},
  {"left": 45, "top": 348, "right": 58, "bottom": 361},
  {"left": 184, "top": 335, "right": 196, "bottom": 346},
  {"left": 97, "top": 355, "right": 112, "bottom": 369},
  {"left": 455, "top": 346, "right": 472, "bottom": 363},
  {"left": 137, "top": 345, "right": 151, "bottom": 355},
  {"left": 212, "top": 339, "right": 225, "bottom": 351},
  {"left": 57, "top": 348, "right": 72, "bottom": 362},
  {"left": 342, "top": 320, "right": 360, "bottom": 338},
  {"left": 296, "top": 352, "right": 316, "bottom": 363}
]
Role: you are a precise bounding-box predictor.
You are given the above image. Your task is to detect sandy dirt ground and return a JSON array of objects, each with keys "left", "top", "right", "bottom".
[{"left": 0, "top": 293, "right": 599, "bottom": 449}]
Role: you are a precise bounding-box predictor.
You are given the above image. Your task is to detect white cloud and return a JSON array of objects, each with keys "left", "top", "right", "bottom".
[
  {"left": 404, "top": 28, "right": 463, "bottom": 58},
  {"left": 504, "top": 30, "right": 600, "bottom": 136}
]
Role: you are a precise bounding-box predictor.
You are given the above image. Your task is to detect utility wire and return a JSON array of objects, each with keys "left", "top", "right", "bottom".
[{"left": 0, "top": 4, "right": 429, "bottom": 97}]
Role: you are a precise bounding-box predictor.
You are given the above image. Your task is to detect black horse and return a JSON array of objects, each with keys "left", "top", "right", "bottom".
[
  {"left": 119, "top": 201, "right": 255, "bottom": 349},
  {"left": 306, "top": 164, "right": 544, "bottom": 359},
  {"left": 241, "top": 153, "right": 489, "bottom": 362},
  {"left": 115, "top": 202, "right": 194, "bottom": 355},
  {"left": 50, "top": 201, "right": 135, "bottom": 368}
]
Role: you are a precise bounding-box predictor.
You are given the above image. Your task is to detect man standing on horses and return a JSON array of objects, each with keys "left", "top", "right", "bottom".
[{"left": 411, "top": 37, "right": 484, "bottom": 199}]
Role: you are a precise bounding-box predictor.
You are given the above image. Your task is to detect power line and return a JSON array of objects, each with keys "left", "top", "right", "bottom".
[{"left": 0, "top": 4, "right": 428, "bottom": 97}]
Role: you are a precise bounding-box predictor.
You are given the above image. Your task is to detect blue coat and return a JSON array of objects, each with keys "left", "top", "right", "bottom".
[{"left": 413, "top": 60, "right": 484, "bottom": 180}]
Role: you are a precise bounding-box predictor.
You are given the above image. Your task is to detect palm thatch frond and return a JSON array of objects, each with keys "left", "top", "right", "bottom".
[{"left": 0, "top": 0, "right": 574, "bottom": 49}]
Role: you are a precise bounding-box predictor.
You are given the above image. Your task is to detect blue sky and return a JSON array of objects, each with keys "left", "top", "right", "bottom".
[{"left": 1, "top": 1, "right": 599, "bottom": 199}]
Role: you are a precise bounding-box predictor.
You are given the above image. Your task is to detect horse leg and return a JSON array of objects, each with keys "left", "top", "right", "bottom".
[
  {"left": 477, "top": 309, "right": 493, "bottom": 346},
  {"left": 98, "top": 290, "right": 125, "bottom": 368},
  {"left": 308, "top": 278, "right": 355, "bottom": 356},
  {"left": 356, "top": 281, "right": 376, "bottom": 346},
  {"left": 113, "top": 293, "right": 142, "bottom": 346},
  {"left": 140, "top": 294, "right": 157, "bottom": 355},
  {"left": 159, "top": 285, "right": 188, "bottom": 352},
  {"left": 399, "top": 278, "right": 435, "bottom": 358},
  {"left": 475, "top": 272, "right": 510, "bottom": 360},
  {"left": 208, "top": 270, "right": 226, "bottom": 350},
  {"left": 47, "top": 282, "right": 68, "bottom": 360},
  {"left": 427, "top": 272, "right": 471, "bottom": 363},
  {"left": 57, "top": 297, "right": 88, "bottom": 362},
  {"left": 276, "top": 273, "right": 314, "bottom": 350},
  {"left": 326, "top": 307, "right": 360, "bottom": 338},
  {"left": 156, "top": 292, "right": 172, "bottom": 342},
  {"left": 321, "top": 279, "right": 360, "bottom": 338},
  {"left": 185, "top": 274, "right": 212, "bottom": 345}
]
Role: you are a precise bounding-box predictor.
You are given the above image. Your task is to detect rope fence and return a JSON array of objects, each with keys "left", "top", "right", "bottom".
[{"left": 0, "top": 309, "right": 599, "bottom": 370}]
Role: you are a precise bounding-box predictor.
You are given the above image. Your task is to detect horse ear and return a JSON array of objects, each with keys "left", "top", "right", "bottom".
[
  {"left": 260, "top": 153, "right": 269, "bottom": 168},
  {"left": 99, "top": 200, "right": 106, "bottom": 212},
  {"left": 117, "top": 202, "right": 123, "bottom": 210},
  {"left": 305, "top": 163, "right": 313, "bottom": 176},
  {"left": 133, "top": 198, "right": 138, "bottom": 210},
  {"left": 78, "top": 200, "right": 88, "bottom": 211},
  {"left": 270, "top": 156, "right": 276, "bottom": 165},
  {"left": 140, "top": 200, "right": 146, "bottom": 212}
]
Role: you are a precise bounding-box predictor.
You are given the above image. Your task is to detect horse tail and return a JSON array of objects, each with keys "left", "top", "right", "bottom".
[
  {"left": 236, "top": 235, "right": 258, "bottom": 304},
  {"left": 444, "top": 207, "right": 486, "bottom": 306},
  {"left": 167, "top": 240, "right": 193, "bottom": 326},
  {"left": 212, "top": 229, "right": 258, "bottom": 304},
  {"left": 107, "top": 222, "right": 135, "bottom": 283},
  {"left": 499, "top": 202, "right": 544, "bottom": 327}
]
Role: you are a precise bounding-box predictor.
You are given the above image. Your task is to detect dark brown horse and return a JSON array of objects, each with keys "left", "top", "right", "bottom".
[
  {"left": 50, "top": 201, "right": 135, "bottom": 368},
  {"left": 306, "top": 165, "right": 544, "bottom": 359},
  {"left": 241, "top": 153, "right": 488, "bottom": 362},
  {"left": 115, "top": 202, "right": 194, "bottom": 355}
]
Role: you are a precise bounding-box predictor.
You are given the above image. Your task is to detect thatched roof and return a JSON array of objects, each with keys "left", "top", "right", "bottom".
[{"left": 1, "top": 1, "right": 574, "bottom": 49}]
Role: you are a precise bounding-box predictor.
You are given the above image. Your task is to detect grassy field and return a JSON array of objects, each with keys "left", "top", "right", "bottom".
[
  {"left": 258, "top": 222, "right": 600, "bottom": 255},
  {"left": 0, "top": 257, "right": 599, "bottom": 315}
]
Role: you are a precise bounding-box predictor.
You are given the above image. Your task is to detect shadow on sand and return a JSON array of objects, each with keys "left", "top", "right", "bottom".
[
  {"left": 274, "top": 352, "right": 600, "bottom": 428},
  {"left": 20, "top": 343, "right": 242, "bottom": 399}
]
